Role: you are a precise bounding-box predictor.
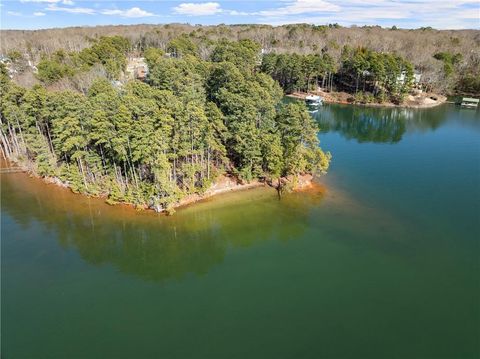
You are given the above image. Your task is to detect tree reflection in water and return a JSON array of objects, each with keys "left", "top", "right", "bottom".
[
  {"left": 2, "top": 173, "right": 323, "bottom": 283},
  {"left": 314, "top": 104, "right": 452, "bottom": 143}
]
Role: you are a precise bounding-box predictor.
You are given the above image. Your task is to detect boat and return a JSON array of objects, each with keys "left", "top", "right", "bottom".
[
  {"left": 305, "top": 95, "right": 322, "bottom": 112},
  {"left": 305, "top": 95, "right": 322, "bottom": 105}
]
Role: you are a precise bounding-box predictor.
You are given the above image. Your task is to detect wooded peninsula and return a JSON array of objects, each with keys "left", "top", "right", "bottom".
[
  {"left": 1, "top": 24, "right": 478, "bottom": 212},
  {"left": 1, "top": 36, "right": 332, "bottom": 213}
]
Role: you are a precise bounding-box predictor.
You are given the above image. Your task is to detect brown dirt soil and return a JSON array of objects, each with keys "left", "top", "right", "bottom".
[{"left": 2, "top": 159, "right": 318, "bottom": 214}]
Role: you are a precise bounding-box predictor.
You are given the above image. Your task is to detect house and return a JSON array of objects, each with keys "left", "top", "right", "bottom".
[
  {"left": 111, "top": 80, "right": 123, "bottom": 89},
  {"left": 396, "top": 71, "right": 408, "bottom": 84},
  {"left": 0, "top": 55, "right": 10, "bottom": 64},
  {"left": 125, "top": 57, "right": 149, "bottom": 81},
  {"left": 28, "top": 60, "right": 38, "bottom": 74},
  {"left": 135, "top": 66, "right": 148, "bottom": 81},
  {"left": 413, "top": 72, "right": 422, "bottom": 84},
  {"left": 396, "top": 70, "right": 423, "bottom": 89},
  {"left": 0, "top": 56, "right": 16, "bottom": 78}
]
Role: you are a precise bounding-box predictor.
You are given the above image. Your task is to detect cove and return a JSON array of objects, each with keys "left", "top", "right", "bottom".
[{"left": 1, "top": 103, "right": 479, "bottom": 359}]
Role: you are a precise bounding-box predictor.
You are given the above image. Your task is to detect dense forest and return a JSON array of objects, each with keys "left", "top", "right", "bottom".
[
  {"left": 261, "top": 47, "right": 415, "bottom": 103},
  {"left": 1, "top": 23, "right": 479, "bottom": 212},
  {"left": 1, "top": 23, "right": 479, "bottom": 94},
  {"left": 0, "top": 37, "right": 331, "bottom": 213}
]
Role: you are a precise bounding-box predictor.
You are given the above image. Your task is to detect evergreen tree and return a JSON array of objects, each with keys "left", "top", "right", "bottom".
[{"left": 0, "top": 38, "right": 331, "bottom": 213}]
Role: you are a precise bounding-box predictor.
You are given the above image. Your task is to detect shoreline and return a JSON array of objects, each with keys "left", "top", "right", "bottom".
[
  {"left": 174, "top": 175, "right": 266, "bottom": 210},
  {"left": 1, "top": 159, "right": 318, "bottom": 214},
  {"left": 287, "top": 90, "right": 448, "bottom": 109}
]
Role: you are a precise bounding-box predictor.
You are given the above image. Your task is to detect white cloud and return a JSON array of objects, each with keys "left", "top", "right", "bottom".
[
  {"left": 20, "top": 0, "right": 60, "bottom": 3},
  {"left": 20, "top": 0, "right": 74, "bottom": 3},
  {"left": 41, "top": 4, "right": 156, "bottom": 17},
  {"left": 258, "top": 0, "right": 340, "bottom": 16},
  {"left": 343, "top": 8, "right": 410, "bottom": 20},
  {"left": 336, "top": 0, "right": 479, "bottom": 6},
  {"left": 456, "top": 8, "right": 480, "bottom": 19},
  {"left": 10, "top": 0, "right": 479, "bottom": 29},
  {"left": 45, "top": 4, "right": 95, "bottom": 14},
  {"left": 253, "top": 0, "right": 479, "bottom": 29},
  {"left": 101, "top": 7, "right": 156, "bottom": 18},
  {"left": 174, "top": 2, "right": 222, "bottom": 16},
  {"left": 228, "top": 10, "right": 249, "bottom": 16}
]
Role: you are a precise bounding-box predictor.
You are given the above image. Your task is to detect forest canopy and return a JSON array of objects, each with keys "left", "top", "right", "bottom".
[
  {"left": 2, "top": 23, "right": 478, "bottom": 95},
  {"left": 36, "top": 36, "right": 131, "bottom": 83},
  {"left": 0, "top": 37, "right": 331, "bottom": 213}
]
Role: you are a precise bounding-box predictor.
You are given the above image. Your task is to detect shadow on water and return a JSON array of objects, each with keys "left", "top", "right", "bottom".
[
  {"left": 3, "top": 103, "right": 478, "bottom": 286},
  {"left": 1, "top": 172, "right": 326, "bottom": 283},
  {"left": 2, "top": 168, "right": 422, "bottom": 283}
]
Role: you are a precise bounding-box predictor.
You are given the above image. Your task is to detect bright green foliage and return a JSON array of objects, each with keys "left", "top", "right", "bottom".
[
  {"left": 338, "top": 46, "right": 414, "bottom": 102},
  {"left": 206, "top": 60, "right": 286, "bottom": 180},
  {"left": 78, "top": 36, "right": 130, "bottom": 78},
  {"left": 261, "top": 53, "right": 335, "bottom": 93},
  {"left": 0, "top": 63, "right": 9, "bottom": 85},
  {"left": 433, "top": 52, "right": 462, "bottom": 77},
  {"left": 0, "top": 39, "right": 331, "bottom": 213},
  {"left": 211, "top": 39, "right": 261, "bottom": 72},
  {"left": 7, "top": 50, "right": 23, "bottom": 62},
  {"left": 147, "top": 55, "right": 206, "bottom": 97},
  {"left": 276, "top": 103, "right": 330, "bottom": 175},
  {"left": 144, "top": 47, "right": 165, "bottom": 65},
  {"left": 37, "top": 36, "right": 130, "bottom": 84},
  {"left": 24, "top": 132, "right": 56, "bottom": 176},
  {"left": 167, "top": 35, "right": 198, "bottom": 58},
  {"left": 261, "top": 132, "right": 283, "bottom": 179},
  {"left": 261, "top": 45, "right": 414, "bottom": 102},
  {"left": 37, "top": 56, "right": 74, "bottom": 84}
]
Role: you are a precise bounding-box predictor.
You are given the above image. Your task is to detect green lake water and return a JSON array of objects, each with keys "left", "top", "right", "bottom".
[{"left": 2, "top": 103, "right": 479, "bottom": 358}]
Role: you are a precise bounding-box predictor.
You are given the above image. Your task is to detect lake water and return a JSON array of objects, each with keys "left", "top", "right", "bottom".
[{"left": 2, "top": 103, "right": 479, "bottom": 359}]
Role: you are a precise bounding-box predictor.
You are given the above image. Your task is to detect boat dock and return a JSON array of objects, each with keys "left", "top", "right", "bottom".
[{"left": 460, "top": 97, "right": 479, "bottom": 109}]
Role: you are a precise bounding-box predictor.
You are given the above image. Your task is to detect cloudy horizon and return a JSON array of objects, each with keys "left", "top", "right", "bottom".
[{"left": 1, "top": 0, "right": 479, "bottom": 30}]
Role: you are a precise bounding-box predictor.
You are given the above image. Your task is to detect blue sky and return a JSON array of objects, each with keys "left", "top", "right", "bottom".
[{"left": 1, "top": 0, "right": 479, "bottom": 30}]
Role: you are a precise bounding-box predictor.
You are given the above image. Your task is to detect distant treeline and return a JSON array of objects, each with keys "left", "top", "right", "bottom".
[
  {"left": 261, "top": 52, "right": 336, "bottom": 94},
  {"left": 2, "top": 23, "right": 479, "bottom": 94},
  {"left": 0, "top": 38, "right": 331, "bottom": 213},
  {"left": 30, "top": 34, "right": 422, "bottom": 103},
  {"left": 261, "top": 47, "right": 416, "bottom": 103}
]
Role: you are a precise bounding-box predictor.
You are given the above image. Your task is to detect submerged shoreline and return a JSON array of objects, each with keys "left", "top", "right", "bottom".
[
  {"left": 287, "top": 90, "right": 447, "bottom": 108},
  {"left": 1, "top": 159, "right": 319, "bottom": 214}
]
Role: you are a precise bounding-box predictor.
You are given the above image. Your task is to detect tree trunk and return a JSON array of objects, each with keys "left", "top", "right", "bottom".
[
  {"left": 207, "top": 148, "right": 210, "bottom": 179},
  {"left": 126, "top": 139, "right": 139, "bottom": 187},
  {"left": 99, "top": 144, "right": 107, "bottom": 174},
  {"left": 77, "top": 157, "right": 88, "bottom": 189},
  {"left": 45, "top": 122, "right": 55, "bottom": 157},
  {"left": 0, "top": 128, "right": 12, "bottom": 159}
]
